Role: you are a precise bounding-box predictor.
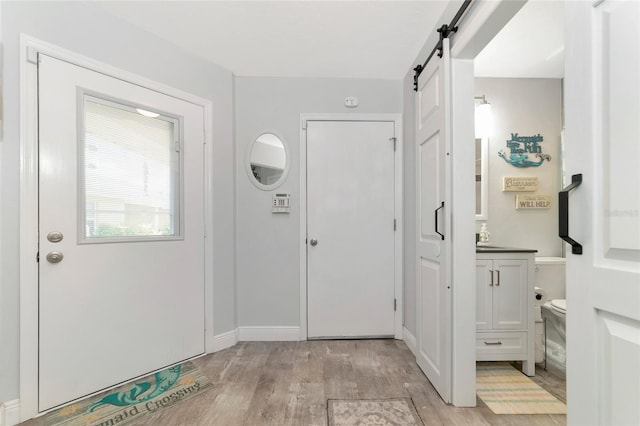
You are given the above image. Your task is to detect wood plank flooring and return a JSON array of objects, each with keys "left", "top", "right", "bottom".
[{"left": 23, "top": 339, "right": 567, "bottom": 425}]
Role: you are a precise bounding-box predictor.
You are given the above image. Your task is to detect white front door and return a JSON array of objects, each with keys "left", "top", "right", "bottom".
[
  {"left": 306, "top": 120, "right": 396, "bottom": 338},
  {"left": 415, "top": 39, "right": 452, "bottom": 402},
  {"left": 38, "top": 54, "right": 205, "bottom": 410},
  {"left": 564, "top": 2, "right": 640, "bottom": 425}
]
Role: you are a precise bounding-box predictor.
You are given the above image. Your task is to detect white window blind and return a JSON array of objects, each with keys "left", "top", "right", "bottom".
[{"left": 82, "top": 96, "right": 180, "bottom": 240}]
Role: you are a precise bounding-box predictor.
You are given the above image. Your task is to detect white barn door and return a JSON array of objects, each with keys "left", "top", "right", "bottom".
[
  {"left": 415, "top": 39, "right": 452, "bottom": 402},
  {"left": 564, "top": 2, "right": 640, "bottom": 424}
]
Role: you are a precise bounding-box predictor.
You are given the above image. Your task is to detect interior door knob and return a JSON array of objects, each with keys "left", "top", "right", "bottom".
[
  {"left": 46, "top": 251, "right": 64, "bottom": 264},
  {"left": 309, "top": 238, "right": 318, "bottom": 247}
]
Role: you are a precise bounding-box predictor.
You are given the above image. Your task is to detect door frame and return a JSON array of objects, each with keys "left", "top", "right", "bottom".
[
  {"left": 299, "top": 114, "right": 403, "bottom": 341},
  {"left": 18, "top": 35, "right": 215, "bottom": 421},
  {"left": 407, "top": 0, "right": 526, "bottom": 407}
]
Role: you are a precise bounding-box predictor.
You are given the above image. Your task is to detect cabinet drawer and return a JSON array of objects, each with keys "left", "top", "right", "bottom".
[{"left": 476, "top": 332, "right": 527, "bottom": 355}]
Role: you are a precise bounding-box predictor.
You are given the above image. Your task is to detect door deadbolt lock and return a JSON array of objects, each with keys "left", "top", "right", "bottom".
[
  {"left": 47, "top": 231, "right": 64, "bottom": 243},
  {"left": 309, "top": 238, "right": 318, "bottom": 247},
  {"left": 46, "top": 251, "right": 64, "bottom": 264}
]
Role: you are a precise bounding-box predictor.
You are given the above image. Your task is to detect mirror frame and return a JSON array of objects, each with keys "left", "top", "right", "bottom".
[
  {"left": 245, "top": 131, "right": 290, "bottom": 191},
  {"left": 476, "top": 137, "right": 488, "bottom": 220}
]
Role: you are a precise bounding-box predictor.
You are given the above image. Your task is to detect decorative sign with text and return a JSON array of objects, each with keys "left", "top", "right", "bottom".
[
  {"left": 515, "top": 194, "right": 552, "bottom": 209},
  {"left": 499, "top": 133, "right": 552, "bottom": 168},
  {"left": 503, "top": 176, "right": 538, "bottom": 192}
]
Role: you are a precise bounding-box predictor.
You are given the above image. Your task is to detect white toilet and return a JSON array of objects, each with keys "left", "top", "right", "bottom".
[{"left": 535, "top": 257, "right": 566, "bottom": 377}]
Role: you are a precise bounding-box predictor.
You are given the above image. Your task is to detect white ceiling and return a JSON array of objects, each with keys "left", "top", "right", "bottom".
[
  {"left": 93, "top": 0, "right": 451, "bottom": 80},
  {"left": 93, "top": 0, "right": 565, "bottom": 80},
  {"left": 474, "top": 0, "right": 565, "bottom": 78}
]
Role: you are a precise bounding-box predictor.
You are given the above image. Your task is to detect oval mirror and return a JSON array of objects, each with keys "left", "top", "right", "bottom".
[{"left": 247, "top": 132, "right": 289, "bottom": 190}]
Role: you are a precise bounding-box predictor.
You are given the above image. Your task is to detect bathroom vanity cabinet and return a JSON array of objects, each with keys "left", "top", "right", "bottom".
[{"left": 476, "top": 248, "right": 536, "bottom": 376}]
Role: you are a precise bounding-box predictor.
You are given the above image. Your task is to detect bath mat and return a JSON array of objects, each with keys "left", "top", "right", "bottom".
[
  {"left": 44, "top": 361, "right": 212, "bottom": 426},
  {"left": 327, "top": 398, "right": 424, "bottom": 426},
  {"left": 476, "top": 362, "right": 566, "bottom": 415}
]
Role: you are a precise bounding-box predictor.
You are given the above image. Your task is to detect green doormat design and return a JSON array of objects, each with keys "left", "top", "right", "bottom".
[{"left": 45, "top": 361, "right": 211, "bottom": 426}]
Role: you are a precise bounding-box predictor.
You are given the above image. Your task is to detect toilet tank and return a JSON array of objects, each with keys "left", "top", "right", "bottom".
[{"left": 535, "top": 257, "right": 566, "bottom": 300}]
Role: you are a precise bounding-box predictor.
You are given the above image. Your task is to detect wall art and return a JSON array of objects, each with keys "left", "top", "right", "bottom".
[
  {"left": 499, "top": 133, "right": 551, "bottom": 168},
  {"left": 503, "top": 176, "right": 538, "bottom": 192},
  {"left": 515, "top": 194, "right": 552, "bottom": 209}
]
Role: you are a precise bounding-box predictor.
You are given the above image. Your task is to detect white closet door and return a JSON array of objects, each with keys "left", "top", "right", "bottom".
[{"left": 306, "top": 120, "right": 396, "bottom": 338}]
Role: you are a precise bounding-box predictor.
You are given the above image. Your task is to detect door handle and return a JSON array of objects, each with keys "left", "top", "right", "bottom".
[
  {"left": 434, "top": 201, "right": 444, "bottom": 240},
  {"left": 495, "top": 270, "right": 500, "bottom": 286},
  {"left": 309, "top": 238, "right": 318, "bottom": 247},
  {"left": 489, "top": 270, "right": 494, "bottom": 287},
  {"left": 46, "top": 251, "right": 64, "bottom": 264},
  {"left": 559, "top": 173, "right": 583, "bottom": 255},
  {"left": 47, "top": 231, "right": 64, "bottom": 243}
]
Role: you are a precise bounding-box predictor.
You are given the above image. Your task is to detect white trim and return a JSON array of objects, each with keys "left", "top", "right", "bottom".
[
  {"left": 449, "top": 58, "right": 479, "bottom": 407},
  {"left": 450, "top": 0, "right": 526, "bottom": 60},
  {"left": 211, "top": 329, "right": 240, "bottom": 352},
  {"left": 0, "top": 400, "right": 20, "bottom": 426},
  {"left": 299, "top": 113, "right": 404, "bottom": 340},
  {"left": 238, "top": 326, "right": 301, "bottom": 342},
  {"left": 443, "top": 0, "right": 524, "bottom": 408},
  {"left": 19, "top": 35, "right": 215, "bottom": 421},
  {"left": 402, "top": 327, "right": 417, "bottom": 357}
]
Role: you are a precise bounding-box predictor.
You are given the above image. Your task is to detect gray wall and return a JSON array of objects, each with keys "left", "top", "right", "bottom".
[
  {"left": 475, "top": 78, "right": 563, "bottom": 256},
  {"left": 235, "top": 77, "right": 402, "bottom": 327},
  {"left": 0, "top": 1, "right": 236, "bottom": 403}
]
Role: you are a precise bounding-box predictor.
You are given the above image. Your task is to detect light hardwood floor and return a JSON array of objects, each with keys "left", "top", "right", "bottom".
[{"left": 24, "top": 339, "right": 567, "bottom": 425}]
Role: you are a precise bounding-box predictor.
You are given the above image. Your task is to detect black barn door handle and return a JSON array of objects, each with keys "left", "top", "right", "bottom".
[
  {"left": 559, "top": 174, "right": 583, "bottom": 255},
  {"left": 435, "top": 201, "right": 444, "bottom": 240}
]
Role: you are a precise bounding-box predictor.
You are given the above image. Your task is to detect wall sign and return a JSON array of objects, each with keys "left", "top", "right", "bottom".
[
  {"left": 503, "top": 176, "right": 538, "bottom": 192},
  {"left": 499, "top": 133, "right": 552, "bottom": 168},
  {"left": 515, "top": 194, "right": 552, "bottom": 209}
]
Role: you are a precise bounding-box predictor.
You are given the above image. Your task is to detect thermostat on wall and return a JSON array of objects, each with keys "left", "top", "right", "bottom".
[{"left": 272, "top": 193, "right": 291, "bottom": 213}]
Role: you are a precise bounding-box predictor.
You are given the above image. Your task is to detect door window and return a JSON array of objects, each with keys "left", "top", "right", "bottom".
[{"left": 79, "top": 93, "right": 181, "bottom": 242}]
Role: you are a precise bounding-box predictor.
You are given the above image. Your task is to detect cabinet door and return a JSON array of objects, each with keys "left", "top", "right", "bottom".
[
  {"left": 475, "top": 260, "right": 493, "bottom": 330},
  {"left": 492, "top": 260, "right": 527, "bottom": 330}
]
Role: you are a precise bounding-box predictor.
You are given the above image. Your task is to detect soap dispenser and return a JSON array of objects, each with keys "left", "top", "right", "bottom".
[{"left": 478, "top": 223, "right": 490, "bottom": 246}]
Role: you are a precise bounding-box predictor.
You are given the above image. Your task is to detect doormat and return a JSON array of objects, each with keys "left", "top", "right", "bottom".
[
  {"left": 44, "top": 361, "right": 212, "bottom": 426},
  {"left": 327, "top": 398, "right": 424, "bottom": 426},
  {"left": 476, "top": 362, "right": 566, "bottom": 415}
]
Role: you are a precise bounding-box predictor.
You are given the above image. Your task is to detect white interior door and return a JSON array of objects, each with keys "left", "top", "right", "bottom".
[
  {"left": 38, "top": 54, "right": 205, "bottom": 410},
  {"left": 564, "top": 2, "right": 640, "bottom": 425},
  {"left": 415, "top": 39, "right": 452, "bottom": 402},
  {"left": 306, "top": 120, "right": 396, "bottom": 338}
]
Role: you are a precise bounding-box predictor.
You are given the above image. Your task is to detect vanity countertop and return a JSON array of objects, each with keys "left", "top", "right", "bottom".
[{"left": 475, "top": 245, "right": 538, "bottom": 253}]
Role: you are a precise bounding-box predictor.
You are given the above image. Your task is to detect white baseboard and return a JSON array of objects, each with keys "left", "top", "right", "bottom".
[
  {"left": 211, "top": 328, "right": 240, "bottom": 352},
  {"left": 238, "top": 326, "right": 301, "bottom": 342},
  {"left": 403, "top": 327, "right": 417, "bottom": 356},
  {"left": 0, "top": 399, "right": 20, "bottom": 426}
]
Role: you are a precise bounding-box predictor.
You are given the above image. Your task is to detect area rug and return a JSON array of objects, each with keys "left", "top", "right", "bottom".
[
  {"left": 476, "top": 363, "right": 566, "bottom": 415},
  {"left": 327, "top": 398, "right": 424, "bottom": 426},
  {"left": 45, "top": 361, "right": 212, "bottom": 426}
]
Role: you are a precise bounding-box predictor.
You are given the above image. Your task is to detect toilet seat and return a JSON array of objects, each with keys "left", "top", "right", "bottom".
[{"left": 550, "top": 299, "right": 566, "bottom": 315}]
